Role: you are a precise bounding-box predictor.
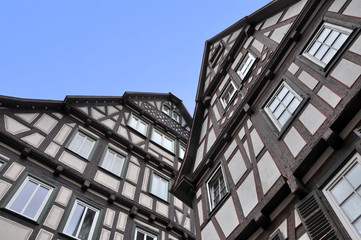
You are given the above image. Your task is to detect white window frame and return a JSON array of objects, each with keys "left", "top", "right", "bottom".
[
  {"left": 264, "top": 81, "right": 303, "bottom": 131},
  {"left": 151, "top": 129, "right": 175, "bottom": 152},
  {"left": 68, "top": 130, "right": 97, "bottom": 159},
  {"left": 206, "top": 165, "right": 228, "bottom": 210},
  {"left": 100, "top": 147, "right": 126, "bottom": 177},
  {"left": 162, "top": 105, "right": 171, "bottom": 116},
  {"left": 134, "top": 227, "right": 157, "bottom": 240},
  {"left": 162, "top": 104, "right": 180, "bottom": 123},
  {"left": 150, "top": 171, "right": 169, "bottom": 201},
  {"left": 236, "top": 52, "right": 256, "bottom": 80},
  {"left": 63, "top": 199, "right": 100, "bottom": 240},
  {"left": 220, "top": 81, "right": 237, "bottom": 109},
  {"left": 6, "top": 176, "right": 54, "bottom": 221},
  {"left": 303, "top": 22, "right": 352, "bottom": 68},
  {"left": 128, "top": 114, "right": 149, "bottom": 135},
  {"left": 323, "top": 153, "right": 361, "bottom": 240}
]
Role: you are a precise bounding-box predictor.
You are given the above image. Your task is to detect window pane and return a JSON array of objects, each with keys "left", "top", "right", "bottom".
[
  {"left": 341, "top": 193, "right": 361, "bottom": 221},
  {"left": 273, "top": 104, "right": 285, "bottom": 118},
  {"left": 308, "top": 41, "right": 321, "bottom": 56},
  {"left": 315, "top": 45, "right": 329, "bottom": 60},
  {"left": 79, "top": 138, "right": 93, "bottom": 158},
  {"left": 78, "top": 208, "right": 96, "bottom": 240},
  {"left": 318, "top": 27, "right": 331, "bottom": 42},
  {"left": 138, "top": 121, "right": 147, "bottom": 134},
  {"left": 283, "top": 92, "right": 294, "bottom": 107},
  {"left": 66, "top": 203, "right": 85, "bottom": 236},
  {"left": 70, "top": 134, "right": 84, "bottom": 152},
  {"left": 129, "top": 117, "right": 138, "bottom": 129},
  {"left": 288, "top": 98, "right": 301, "bottom": 114},
  {"left": 153, "top": 131, "right": 162, "bottom": 144},
  {"left": 354, "top": 218, "right": 361, "bottom": 235},
  {"left": 345, "top": 163, "right": 361, "bottom": 189},
  {"left": 112, "top": 155, "right": 123, "bottom": 175},
  {"left": 10, "top": 180, "right": 37, "bottom": 213},
  {"left": 331, "top": 178, "right": 353, "bottom": 204},
  {"left": 102, "top": 152, "right": 114, "bottom": 170},
  {"left": 324, "top": 30, "right": 339, "bottom": 46},
  {"left": 278, "top": 111, "right": 291, "bottom": 126},
  {"left": 146, "top": 236, "right": 154, "bottom": 240},
  {"left": 333, "top": 33, "right": 348, "bottom": 49},
  {"left": 136, "top": 232, "right": 145, "bottom": 240},
  {"left": 151, "top": 175, "right": 159, "bottom": 195},
  {"left": 278, "top": 87, "right": 288, "bottom": 100},
  {"left": 163, "top": 137, "right": 173, "bottom": 151},
  {"left": 269, "top": 98, "right": 280, "bottom": 112},
  {"left": 23, "top": 185, "right": 49, "bottom": 218},
  {"left": 321, "top": 48, "right": 337, "bottom": 64}
]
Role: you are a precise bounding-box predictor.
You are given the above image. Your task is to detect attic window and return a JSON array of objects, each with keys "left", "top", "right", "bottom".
[
  {"left": 236, "top": 52, "right": 257, "bottom": 80},
  {"left": 210, "top": 43, "right": 224, "bottom": 67}
]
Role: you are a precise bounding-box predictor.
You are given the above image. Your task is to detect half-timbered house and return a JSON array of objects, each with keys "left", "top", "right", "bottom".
[
  {"left": 172, "top": 0, "right": 361, "bottom": 239},
  {"left": 0, "top": 92, "right": 195, "bottom": 240}
]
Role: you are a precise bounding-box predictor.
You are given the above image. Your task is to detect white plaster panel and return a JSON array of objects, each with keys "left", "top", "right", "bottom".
[
  {"left": 35, "top": 229, "right": 53, "bottom": 240},
  {"left": 122, "top": 182, "right": 136, "bottom": 200},
  {"left": 114, "top": 232, "right": 124, "bottom": 240},
  {"left": 193, "top": 141, "right": 205, "bottom": 171},
  {"left": 197, "top": 200, "right": 204, "bottom": 226},
  {"left": 126, "top": 162, "right": 140, "bottom": 184},
  {"left": 21, "top": 132, "right": 45, "bottom": 148},
  {"left": 34, "top": 114, "right": 58, "bottom": 134},
  {"left": 117, "top": 126, "right": 128, "bottom": 139},
  {"left": 237, "top": 171, "right": 258, "bottom": 216},
  {"left": 59, "top": 151, "right": 87, "bottom": 173},
  {"left": 299, "top": 233, "right": 311, "bottom": 240},
  {"left": 206, "top": 129, "right": 217, "bottom": 153},
  {"left": 281, "top": 0, "right": 306, "bottom": 20},
  {"left": 94, "top": 170, "right": 120, "bottom": 192},
  {"left": 317, "top": 86, "right": 341, "bottom": 108},
  {"left": 156, "top": 201, "right": 169, "bottom": 217},
  {"left": 201, "top": 221, "right": 220, "bottom": 240},
  {"left": 328, "top": 0, "right": 347, "bottom": 12},
  {"left": 174, "top": 196, "right": 183, "bottom": 210},
  {"left": 54, "top": 124, "right": 72, "bottom": 145},
  {"left": 288, "top": 62, "right": 299, "bottom": 75},
  {"left": 298, "top": 70, "right": 319, "bottom": 90},
  {"left": 78, "top": 107, "right": 88, "bottom": 114},
  {"left": 142, "top": 167, "right": 150, "bottom": 191},
  {"left": 97, "top": 106, "right": 105, "bottom": 112},
  {"left": 101, "top": 119, "right": 116, "bottom": 129},
  {"left": 116, "top": 212, "right": 127, "bottom": 231},
  {"left": 44, "top": 205, "right": 64, "bottom": 230},
  {"left": 283, "top": 126, "right": 306, "bottom": 157},
  {"left": 0, "top": 216, "right": 32, "bottom": 240},
  {"left": 212, "top": 104, "right": 221, "bottom": 121},
  {"left": 55, "top": 186, "right": 72, "bottom": 206},
  {"left": 238, "top": 126, "right": 245, "bottom": 140},
  {"left": 228, "top": 150, "right": 247, "bottom": 184},
  {"left": 258, "top": 151, "right": 281, "bottom": 194},
  {"left": 3, "top": 162, "right": 25, "bottom": 181},
  {"left": 252, "top": 39, "right": 264, "bottom": 53},
  {"left": 299, "top": 104, "right": 327, "bottom": 135},
  {"left": 250, "top": 129, "right": 264, "bottom": 158},
  {"left": 224, "top": 140, "right": 237, "bottom": 161},
  {"left": 350, "top": 35, "right": 361, "bottom": 55},
  {"left": 294, "top": 209, "right": 302, "bottom": 227},
  {"left": 148, "top": 143, "right": 173, "bottom": 162},
  {"left": 343, "top": 0, "right": 361, "bottom": 18},
  {"left": 15, "top": 113, "right": 38, "bottom": 123},
  {"left": 175, "top": 210, "right": 183, "bottom": 223},
  {"left": 4, "top": 115, "right": 30, "bottom": 134},
  {"left": 103, "top": 208, "right": 115, "bottom": 228},
  {"left": 231, "top": 52, "right": 243, "bottom": 69},
  {"left": 244, "top": 36, "right": 253, "bottom": 49},
  {"left": 67, "top": 123, "right": 76, "bottom": 128},
  {"left": 130, "top": 132, "right": 144, "bottom": 145},
  {"left": 200, "top": 118, "right": 208, "bottom": 142},
  {"left": 52, "top": 112, "right": 63, "bottom": 119},
  {"left": 139, "top": 193, "right": 153, "bottom": 209},
  {"left": 107, "top": 106, "right": 118, "bottom": 115},
  {"left": 215, "top": 197, "right": 240, "bottom": 237},
  {"left": 99, "top": 228, "right": 111, "bottom": 240},
  {"left": 277, "top": 220, "right": 288, "bottom": 239},
  {"left": 262, "top": 12, "right": 282, "bottom": 29},
  {"left": 184, "top": 217, "right": 191, "bottom": 231},
  {"left": 44, "top": 142, "right": 60, "bottom": 157},
  {"left": 91, "top": 108, "right": 105, "bottom": 119},
  {"left": 331, "top": 58, "right": 361, "bottom": 88},
  {"left": 0, "top": 180, "right": 11, "bottom": 200},
  {"left": 270, "top": 23, "right": 291, "bottom": 43}
]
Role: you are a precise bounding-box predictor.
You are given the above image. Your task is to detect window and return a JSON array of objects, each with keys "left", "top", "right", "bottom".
[
  {"left": 151, "top": 129, "right": 174, "bottom": 152},
  {"left": 68, "top": 130, "right": 97, "bottom": 159},
  {"left": 323, "top": 153, "right": 361, "bottom": 239},
  {"left": 303, "top": 22, "right": 352, "bottom": 68},
  {"left": 236, "top": 52, "right": 256, "bottom": 80},
  {"left": 63, "top": 199, "right": 100, "bottom": 240},
  {"left": 207, "top": 166, "right": 228, "bottom": 210},
  {"left": 264, "top": 81, "right": 303, "bottom": 131},
  {"left": 6, "top": 176, "right": 54, "bottom": 221},
  {"left": 150, "top": 171, "right": 169, "bottom": 201},
  {"left": 179, "top": 145, "right": 186, "bottom": 159},
  {"left": 220, "top": 81, "right": 237, "bottom": 108},
  {"left": 162, "top": 104, "right": 180, "bottom": 123},
  {"left": 100, "top": 147, "right": 126, "bottom": 177},
  {"left": 172, "top": 111, "right": 180, "bottom": 122},
  {"left": 134, "top": 227, "right": 157, "bottom": 240},
  {"left": 128, "top": 114, "right": 148, "bottom": 135},
  {"left": 162, "top": 105, "right": 171, "bottom": 116}
]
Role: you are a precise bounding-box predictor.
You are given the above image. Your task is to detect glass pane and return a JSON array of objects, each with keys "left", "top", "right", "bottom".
[
  {"left": 278, "top": 111, "right": 291, "bottom": 126},
  {"left": 273, "top": 104, "right": 285, "bottom": 118},
  {"left": 10, "top": 180, "right": 37, "bottom": 213},
  {"left": 321, "top": 48, "right": 337, "bottom": 64},
  {"left": 78, "top": 208, "right": 96, "bottom": 240},
  {"left": 288, "top": 98, "right": 301, "bottom": 114},
  {"left": 112, "top": 155, "right": 123, "bottom": 175},
  {"left": 23, "top": 185, "right": 49, "bottom": 218},
  {"left": 151, "top": 175, "right": 159, "bottom": 195},
  {"left": 331, "top": 178, "right": 353, "bottom": 204},
  {"left": 79, "top": 138, "right": 93, "bottom": 158},
  {"left": 324, "top": 30, "right": 339, "bottom": 46},
  {"left": 354, "top": 218, "right": 361, "bottom": 236},
  {"left": 66, "top": 203, "right": 85, "bottom": 237},
  {"left": 341, "top": 193, "right": 361, "bottom": 221},
  {"left": 333, "top": 33, "right": 348, "bottom": 49},
  {"left": 308, "top": 41, "right": 322, "bottom": 56},
  {"left": 282, "top": 92, "right": 294, "bottom": 107},
  {"left": 163, "top": 138, "right": 173, "bottom": 151},
  {"left": 318, "top": 27, "right": 331, "bottom": 42},
  {"left": 136, "top": 231, "right": 145, "bottom": 240},
  {"left": 70, "top": 134, "right": 84, "bottom": 152},
  {"left": 153, "top": 131, "right": 162, "bottom": 144},
  {"left": 103, "top": 152, "right": 114, "bottom": 170},
  {"left": 129, "top": 117, "right": 138, "bottom": 128},
  {"left": 315, "top": 44, "right": 329, "bottom": 60},
  {"left": 269, "top": 98, "right": 280, "bottom": 112},
  {"left": 159, "top": 179, "right": 168, "bottom": 200},
  {"left": 278, "top": 87, "right": 288, "bottom": 100},
  {"left": 346, "top": 163, "right": 361, "bottom": 189},
  {"left": 138, "top": 122, "right": 147, "bottom": 134},
  {"left": 146, "top": 236, "right": 154, "bottom": 240}
]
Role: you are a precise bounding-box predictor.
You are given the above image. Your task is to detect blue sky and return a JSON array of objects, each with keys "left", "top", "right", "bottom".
[{"left": 1, "top": 1, "right": 270, "bottom": 114}]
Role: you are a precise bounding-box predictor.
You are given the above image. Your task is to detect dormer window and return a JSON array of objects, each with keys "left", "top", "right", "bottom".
[
  {"left": 162, "top": 104, "right": 181, "bottom": 123},
  {"left": 162, "top": 105, "right": 171, "bottom": 116},
  {"left": 236, "top": 52, "right": 256, "bottom": 81},
  {"left": 220, "top": 81, "right": 237, "bottom": 109}
]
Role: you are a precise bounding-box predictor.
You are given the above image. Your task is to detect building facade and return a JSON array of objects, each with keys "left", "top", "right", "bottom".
[
  {"left": 0, "top": 92, "right": 195, "bottom": 240},
  {"left": 172, "top": 0, "right": 361, "bottom": 239}
]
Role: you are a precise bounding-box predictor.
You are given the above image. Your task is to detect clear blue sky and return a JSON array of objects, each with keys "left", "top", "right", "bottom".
[{"left": 1, "top": 1, "right": 270, "bottom": 114}]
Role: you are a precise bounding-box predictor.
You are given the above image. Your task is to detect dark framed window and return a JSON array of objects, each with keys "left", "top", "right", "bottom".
[
  {"left": 99, "top": 146, "right": 127, "bottom": 177},
  {"left": 236, "top": 52, "right": 257, "bottom": 81},
  {"left": 128, "top": 113, "right": 149, "bottom": 136},
  {"left": 162, "top": 104, "right": 181, "bottom": 123},
  {"left": 67, "top": 128, "right": 98, "bottom": 160},
  {"left": 220, "top": 81, "right": 237, "bottom": 109},
  {"left": 206, "top": 165, "right": 228, "bottom": 211}
]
